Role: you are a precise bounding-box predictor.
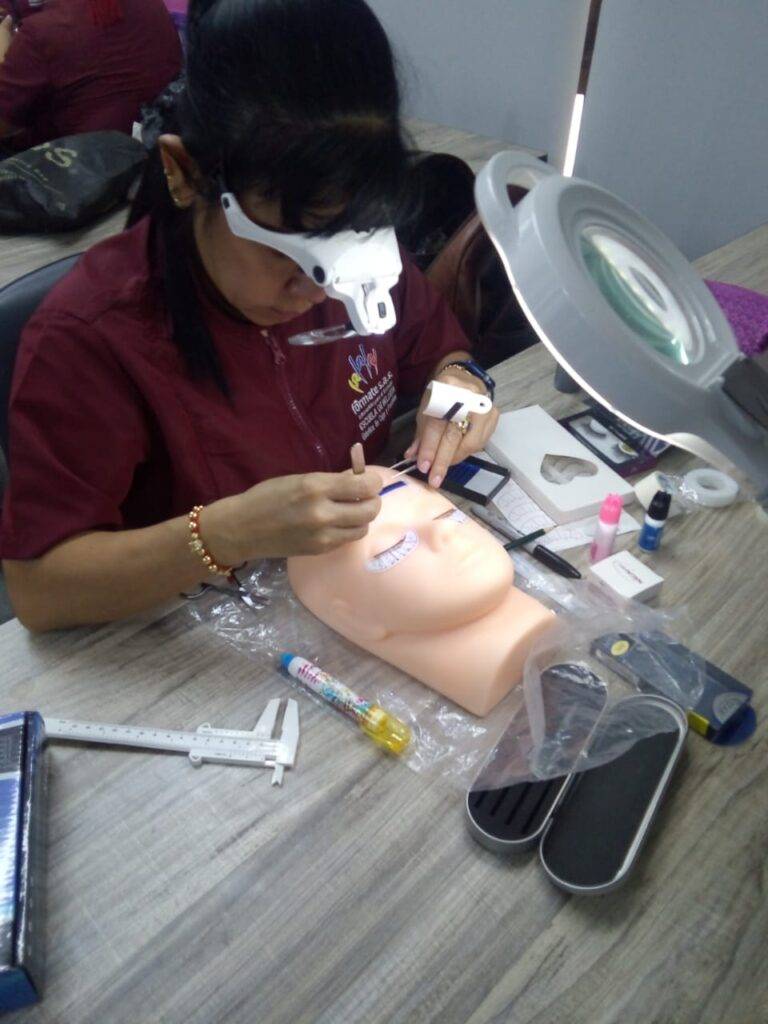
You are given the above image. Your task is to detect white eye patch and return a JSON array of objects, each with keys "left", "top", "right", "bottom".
[
  {"left": 435, "top": 508, "right": 468, "bottom": 524},
  {"left": 366, "top": 530, "right": 419, "bottom": 573}
]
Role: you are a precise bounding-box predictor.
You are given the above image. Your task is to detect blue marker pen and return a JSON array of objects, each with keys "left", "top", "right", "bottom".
[{"left": 638, "top": 490, "right": 672, "bottom": 551}]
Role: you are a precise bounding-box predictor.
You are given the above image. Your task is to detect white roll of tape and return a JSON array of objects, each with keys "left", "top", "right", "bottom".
[
  {"left": 422, "top": 379, "right": 493, "bottom": 422},
  {"left": 682, "top": 468, "right": 739, "bottom": 508}
]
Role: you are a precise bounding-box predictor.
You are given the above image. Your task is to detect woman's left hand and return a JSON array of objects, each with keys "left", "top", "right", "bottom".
[{"left": 404, "top": 366, "right": 500, "bottom": 488}]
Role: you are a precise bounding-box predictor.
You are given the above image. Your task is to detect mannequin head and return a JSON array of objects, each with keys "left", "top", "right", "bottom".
[{"left": 288, "top": 466, "right": 514, "bottom": 639}]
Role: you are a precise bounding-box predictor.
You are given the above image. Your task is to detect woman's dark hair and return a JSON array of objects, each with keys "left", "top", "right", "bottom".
[{"left": 130, "top": 0, "right": 412, "bottom": 392}]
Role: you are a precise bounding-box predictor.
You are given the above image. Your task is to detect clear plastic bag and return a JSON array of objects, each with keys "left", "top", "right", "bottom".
[
  {"left": 467, "top": 550, "right": 706, "bottom": 786},
  {"left": 470, "top": 596, "right": 703, "bottom": 789},
  {"left": 185, "top": 561, "right": 527, "bottom": 787},
  {"left": 185, "top": 553, "right": 704, "bottom": 791}
]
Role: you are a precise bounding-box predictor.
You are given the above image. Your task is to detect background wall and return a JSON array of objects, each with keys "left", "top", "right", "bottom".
[
  {"left": 574, "top": 0, "right": 768, "bottom": 259},
  {"left": 366, "top": 0, "right": 591, "bottom": 169}
]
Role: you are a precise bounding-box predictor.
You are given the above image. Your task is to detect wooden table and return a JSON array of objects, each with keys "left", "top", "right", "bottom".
[
  {"left": 1, "top": 132, "right": 767, "bottom": 1023},
  {"left": 0, "top": 120, "right": 544, "bottom": 291}
]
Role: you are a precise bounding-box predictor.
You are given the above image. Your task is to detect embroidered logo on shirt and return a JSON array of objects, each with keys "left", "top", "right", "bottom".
[
  {"left": 347, "top": 344, "right": 379, "bottom": 393},
  {"left": 351, "top": 370, "right": 397, "bottom": 441}
]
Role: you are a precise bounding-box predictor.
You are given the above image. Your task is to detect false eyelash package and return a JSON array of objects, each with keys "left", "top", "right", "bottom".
[{"left": 559, "top": 404, "right": 671, "bottom": 477}]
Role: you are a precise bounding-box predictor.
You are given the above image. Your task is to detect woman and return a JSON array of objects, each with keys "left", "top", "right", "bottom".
[{"left": 0, "top": 0, "right": 499, "bottom": 631}]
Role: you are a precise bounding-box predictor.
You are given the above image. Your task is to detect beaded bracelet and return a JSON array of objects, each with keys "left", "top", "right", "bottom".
[{"left": 187, "top": 505, "right": 233, "bottom": 577}]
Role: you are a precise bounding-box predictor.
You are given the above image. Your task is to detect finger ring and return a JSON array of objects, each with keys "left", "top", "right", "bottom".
[{"left": 456, "top": 418, "right": 471, "bottom": 436}]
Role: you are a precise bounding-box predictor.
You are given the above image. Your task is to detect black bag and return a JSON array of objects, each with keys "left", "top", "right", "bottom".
[{"left": 0, "top": 131, "right": 146, "bottom": 233}]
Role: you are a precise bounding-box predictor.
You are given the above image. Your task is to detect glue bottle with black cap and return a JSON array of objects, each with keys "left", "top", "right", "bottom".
[{"left": 638, "top": 489, "right": 672, "bottom": 551}]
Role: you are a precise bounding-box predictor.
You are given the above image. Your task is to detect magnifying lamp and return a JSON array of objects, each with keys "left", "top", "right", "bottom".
[{"left": 474, "top": 152, "right": 768, "bottom": 507}]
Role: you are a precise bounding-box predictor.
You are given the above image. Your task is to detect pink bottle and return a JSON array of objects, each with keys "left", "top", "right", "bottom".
[{"left": 590, "top": 493, "right": 623, "bottom": 563}]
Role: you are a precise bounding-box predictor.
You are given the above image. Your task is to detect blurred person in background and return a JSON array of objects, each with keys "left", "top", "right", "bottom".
[{"left": 0, "top": 0, "right": 182, "bottom": 152}]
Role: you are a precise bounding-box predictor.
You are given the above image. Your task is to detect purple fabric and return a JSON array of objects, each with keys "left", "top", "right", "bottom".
[{"left": 706, "top": 280, "right": 768, "bottom": 357}]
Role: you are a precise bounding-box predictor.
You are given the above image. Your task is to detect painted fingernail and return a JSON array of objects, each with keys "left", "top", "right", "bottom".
[{"left": 419, "top": 460, "right": 431, "bottom": 474}]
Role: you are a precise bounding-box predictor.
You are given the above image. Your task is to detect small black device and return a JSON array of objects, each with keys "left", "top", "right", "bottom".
[
  {"left": 410, "top": 454, "right": 510, "bottom": 505},
  {"left": 591, "top": 631, "right": 754, "bottom": 743}
]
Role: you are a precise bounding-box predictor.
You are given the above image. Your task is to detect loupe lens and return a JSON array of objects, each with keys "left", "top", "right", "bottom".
[{"left": 288, "top": 324, "right": 358, "bottom": 346}]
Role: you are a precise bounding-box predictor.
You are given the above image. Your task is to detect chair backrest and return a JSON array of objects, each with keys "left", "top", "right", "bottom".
[{"left": 0, "top": 254, "right": 79, "bottom": 457}]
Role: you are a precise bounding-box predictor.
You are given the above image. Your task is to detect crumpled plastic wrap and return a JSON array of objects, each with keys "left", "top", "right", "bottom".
[{"left": 186, "top": 553, "right": 704, "bottom": 790}]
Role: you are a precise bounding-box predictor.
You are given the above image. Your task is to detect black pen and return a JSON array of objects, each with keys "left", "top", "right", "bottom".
[
  {"left": 470, "top": 505, "right": 582, "bottom": 580},
  {"left": 528, "top": 544, "right": 582, "bottom": 580}
]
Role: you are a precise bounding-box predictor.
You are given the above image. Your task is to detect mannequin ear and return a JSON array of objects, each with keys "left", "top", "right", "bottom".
[{"left": 330, "top": 597, "right": 388, "bottom": 642}]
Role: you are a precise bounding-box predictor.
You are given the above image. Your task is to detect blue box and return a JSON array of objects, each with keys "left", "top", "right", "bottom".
[{"left": 0, "top": 712, "right": 47, "bottom": 1013}]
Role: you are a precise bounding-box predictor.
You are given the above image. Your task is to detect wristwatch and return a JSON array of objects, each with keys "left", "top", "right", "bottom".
[{"left": 441, "top": 359, "right": 496, "bottom": 402}]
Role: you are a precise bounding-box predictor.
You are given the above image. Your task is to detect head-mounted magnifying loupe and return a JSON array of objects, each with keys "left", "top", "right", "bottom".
[
  {"left": 221, "top": 191, "right": 402, "bottom": 346},
  {"left": 475, "top": 152, "right": 768, "bottom": 507}
]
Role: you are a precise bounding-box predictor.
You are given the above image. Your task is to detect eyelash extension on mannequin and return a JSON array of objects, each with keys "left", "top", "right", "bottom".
[
  {"left": 434, "top": 508, "right": 468, "bottom": 523},
  {"left": 366, "top": 531, "right": 419, "bottom": 573}
]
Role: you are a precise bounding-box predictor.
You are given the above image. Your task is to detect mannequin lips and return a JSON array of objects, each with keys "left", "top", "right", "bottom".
[{"left": 457, "top": 544, "right": 485, "bottom": 567}]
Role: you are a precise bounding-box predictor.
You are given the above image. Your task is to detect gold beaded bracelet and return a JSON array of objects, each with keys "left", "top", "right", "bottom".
[{"left": 187, "top": 505, "right": 233, "bottom": 577}]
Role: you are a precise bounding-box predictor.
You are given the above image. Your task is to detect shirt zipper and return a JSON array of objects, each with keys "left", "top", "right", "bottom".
[{"left": 261, "top": 329, "right": 331, "bottom": 470}]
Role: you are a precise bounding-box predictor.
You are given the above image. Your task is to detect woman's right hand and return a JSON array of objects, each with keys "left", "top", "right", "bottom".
[{"left": 200, "top": 468, "right": 384, "bottom": 565}]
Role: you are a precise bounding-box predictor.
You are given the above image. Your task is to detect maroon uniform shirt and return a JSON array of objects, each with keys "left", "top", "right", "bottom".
[
  {"left": 0, "top": 217, "right": 469, "bottom": 559},
  {"left": 0, "top": 0, "right": 182, "bottom": 148}
]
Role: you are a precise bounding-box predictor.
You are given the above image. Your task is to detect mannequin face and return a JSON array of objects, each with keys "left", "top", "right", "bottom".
[{"left": 288, "top": 468, "right": 514, "bottom": 636}]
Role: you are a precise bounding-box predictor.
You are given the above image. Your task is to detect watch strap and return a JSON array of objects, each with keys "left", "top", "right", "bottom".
[{"left": 442, "top": 359, "right": 496, "bottom": 401}]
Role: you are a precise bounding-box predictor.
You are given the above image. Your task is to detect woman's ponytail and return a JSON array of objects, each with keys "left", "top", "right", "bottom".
[{"left": 128, "top": 79, "right": 230, "bottom": 395}]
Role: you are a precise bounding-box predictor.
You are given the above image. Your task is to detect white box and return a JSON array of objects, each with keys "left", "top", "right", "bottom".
[
  {"left": 485, "top": 405, "right": 635, "bottom": 524},
  {"left": 588, "top": 550, "right": 664, "bottom": 602}
]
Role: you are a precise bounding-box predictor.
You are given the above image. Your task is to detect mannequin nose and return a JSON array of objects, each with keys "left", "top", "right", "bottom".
[
  {"left": 427, "top": 520, "right": 464, "bottom": 554},
  {"left": 287, "top": 271, "right": 326, "bottom": 305}
]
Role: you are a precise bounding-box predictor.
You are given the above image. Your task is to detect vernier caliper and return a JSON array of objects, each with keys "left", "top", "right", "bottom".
[{"left": 44, "top": 697, "right": 300, "bottom": 786}]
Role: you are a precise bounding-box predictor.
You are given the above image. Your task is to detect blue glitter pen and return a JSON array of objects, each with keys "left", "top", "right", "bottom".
[{"left": 280, "top": 654, "right": 411, "bottom": 755}]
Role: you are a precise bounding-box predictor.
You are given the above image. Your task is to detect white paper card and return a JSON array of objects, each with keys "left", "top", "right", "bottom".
[{"left": 492, "top": 478, "right": 640, "bottom": 553}]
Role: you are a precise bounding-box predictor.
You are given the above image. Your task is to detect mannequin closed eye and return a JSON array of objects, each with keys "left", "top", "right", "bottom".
[
  {"left": 366, "top": 530, "right": 419, "bottom": 572},
  {"left": 365, "top": 508, "right": 468, "bottom": 572}
]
